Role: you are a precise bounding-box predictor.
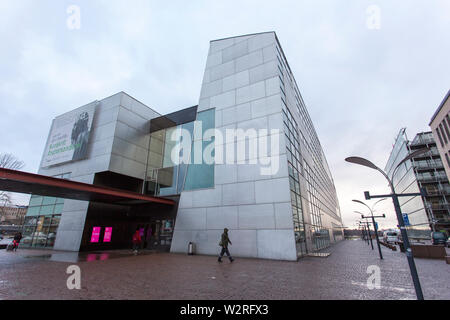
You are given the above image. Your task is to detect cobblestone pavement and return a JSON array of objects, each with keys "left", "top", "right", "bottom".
[{"left": 0, "top": 239, "right": 448, "bottom": 300}]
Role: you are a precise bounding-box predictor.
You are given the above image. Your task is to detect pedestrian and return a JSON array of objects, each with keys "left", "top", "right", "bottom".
[
  {"left": 13, "top": 232, "right": 22, "bottom": 252},
  {"left": 132, "top": 228, "right": 142, "bottom": 255},
  {"left": 146, "top": 226, "right": 152, "bottom": 249},
  {"left": 139, "top": 226, "right": 145, "bottom": 249},
  {"left": 218, "top": 228, "right": 234, "bottom": 263}
]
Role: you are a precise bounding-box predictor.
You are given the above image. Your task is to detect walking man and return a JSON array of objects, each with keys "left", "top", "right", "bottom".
[{"left": 218, "top": 228, "right": 234, "bottom": 263}]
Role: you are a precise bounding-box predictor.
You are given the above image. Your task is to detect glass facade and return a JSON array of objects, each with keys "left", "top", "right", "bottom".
[
  {"left": 145, "top": 108, "right": 215, "bottom": 196},
  {"left": 22, "top": 172, "right": 70, "bottom": 248},
  {"left": 283, "top": 107, "right": 307, "bottom": 256},
  {"left": 385, "top": 129, "right": 431, "bottom": 238},
  {"left": 276, "top": 39, "right": 342, "bottom": 254}
]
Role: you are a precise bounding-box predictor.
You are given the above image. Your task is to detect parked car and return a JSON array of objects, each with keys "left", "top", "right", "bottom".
[
  {"left": 446, "top": 237, "right": 450, "bottom": 248},
  {"left": 383, "top": 231, "right": 399, "bottom": 244},
  {"left": 431, "top": 231, "right": 447, "bottom": 245}
]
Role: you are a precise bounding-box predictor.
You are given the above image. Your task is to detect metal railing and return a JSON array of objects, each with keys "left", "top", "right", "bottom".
[{"left": 417, "top": 175, "right": 448, "bottom": 183}]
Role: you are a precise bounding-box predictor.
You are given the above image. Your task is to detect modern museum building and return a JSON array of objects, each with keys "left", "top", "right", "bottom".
[{"left": 17, "top": 32, "right": 344, "bottom": 261}]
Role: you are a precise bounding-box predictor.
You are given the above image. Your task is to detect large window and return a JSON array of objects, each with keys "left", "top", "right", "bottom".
[
  {"left": 22, "top": 214, "right": 61, "bottom": 248},
  {"left": 145, "top": 109, "right": 215, "bottom": 195},
  {"left": 22, "top": 172, "right": 70, "bottom": 248},
  {"left": 184, "top": 109, "right": 215, "bottom": 191},
  {"left": 146, "top": 121, "right": 195, "bottom": 196}
]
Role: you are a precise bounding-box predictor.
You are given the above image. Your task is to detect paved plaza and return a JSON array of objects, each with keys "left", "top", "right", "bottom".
[{"left": 0, "top": 239, "right": 448, "bottom": 300}]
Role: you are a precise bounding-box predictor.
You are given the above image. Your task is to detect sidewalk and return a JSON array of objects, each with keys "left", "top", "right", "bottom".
[{"left": 0, "top": 239, "right": 448, "bottom": 300}]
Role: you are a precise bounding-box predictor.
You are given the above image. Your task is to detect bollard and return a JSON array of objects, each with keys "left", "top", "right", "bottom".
[{"left": 188, "top": 242, "right": 195, "bottom": 255}]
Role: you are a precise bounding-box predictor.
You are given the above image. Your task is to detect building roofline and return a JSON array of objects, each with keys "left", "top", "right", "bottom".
[
  {"left": 429, "top": 89, "right": 450, "bottom": 125},
  {"left": 210, "top": 31, "right": 276, "bottom": 43},
  {"left": 119, "top": 91, "right": 161, "bottom": 117}
]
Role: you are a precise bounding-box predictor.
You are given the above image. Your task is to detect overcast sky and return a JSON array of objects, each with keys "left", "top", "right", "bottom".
[{"left": 1, "top": 0, "right": 449, "bottom": 230}]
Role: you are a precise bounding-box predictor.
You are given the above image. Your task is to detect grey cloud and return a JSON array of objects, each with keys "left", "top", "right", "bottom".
[{"left": 0, "top": 1, "right": 449, "bottom": 228}]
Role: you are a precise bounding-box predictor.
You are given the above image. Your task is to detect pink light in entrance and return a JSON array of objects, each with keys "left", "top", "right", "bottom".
[
  {"left": 90, "top": 227, "right": 101, "bottom": 243},
  {"left": 104, "top": 227, "right": 112, "bottom": 242}
]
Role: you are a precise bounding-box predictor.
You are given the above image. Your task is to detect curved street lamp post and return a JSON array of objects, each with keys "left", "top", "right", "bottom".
[
  {"left": 356, "top": 220, "right": 370, "bottom": 244},
  {"left": 354, "top": 211, "right": 374, "bottom": 249},
  {"left": 353, "top": 199, "right": 386, "bottom": 259},
  {"left": 345, "top": 147, "right": 429, "bottom": 300}
]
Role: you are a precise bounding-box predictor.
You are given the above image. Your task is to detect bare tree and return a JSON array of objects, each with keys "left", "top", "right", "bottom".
[
  {"left": 0, "top": 153, "right": 25, "bottom": 170},
  {"left": 0, "top": 153, "right": 25, "bottom": 206}
]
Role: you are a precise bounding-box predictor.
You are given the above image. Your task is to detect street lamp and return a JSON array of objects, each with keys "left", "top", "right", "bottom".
[
  {"left": 345, "top": 147, "right": 429, "bottom": 300},
  {"left": 353, "top": 199, "right": 386, "bottom": 259},
  {"left": 354, "top": 211, "right": 374, "bottom": 249},
  {"left": 356, "top": 219, "right": 370, "bottom": 244}
]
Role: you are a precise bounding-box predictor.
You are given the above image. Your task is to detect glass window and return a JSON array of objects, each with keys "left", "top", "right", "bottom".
[
  {"left": 43, "top": 216, "right": 52, "bottom": 225},
  {"left": 51, "top": 215, "right": 61, "bottom": 226},
  {"left": 22, "top": 226, "right": 35, "bottom": 246},
  {"left": 184, "top": 109, "right": 215, "bottom": 191},
  {"left": 54, "top": 203, "right": 64, "bottom": 214},
  {"left": 24, "top": 216, "right": 39, "bottom": 226},
  {"left": 442, "top": 119, "right": 450, "bottom": 142},
  {"left": 436, "top": 128, "right": 444, "bottom": 147},
  {"left": 46, "top": 226, "right": 58, "bottom": 247},
  {"left": 148, "top": 130, "right": 165, "bottom": 169},
  {"left": 62, "top": 173, "right": 71, "bottom": 180},
  {"left": 29, "top": 196, "right": 43, "bottom": 207},
  {"left": 33, "top": 225, "right": 49, "bottom": 248},
  {"left": 40, "top": 205, "right": 54, "bottom": 215},
  {"left": 446, "top": 115, "right": 450, "bottom": 138},
  {"left": 439, "top": 124, "right": 448, "bottom": 144},
  {"left": 446, "top": 153, "right": 450, "bottom": 168},
  {"left": 26, "top": 206, "right": 41, "bottom": 216},
  {"left": 184, "top": 163, "right": 214, "bottom": 190},
  {"left": 157, "top": 166, "right": 178, "bottom": 196},
  {"left": 163, "top": 127, "right": 179, "bottom": 167},
  {"left": 32, "top": 216, "right": 46, "bottom": 248},
  {"left": 42, "top": 197, "right": 57, "bottom": 206}
]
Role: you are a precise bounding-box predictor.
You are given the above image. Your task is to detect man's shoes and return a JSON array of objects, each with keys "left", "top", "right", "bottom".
[
  {"left": 218, "top": 258, "right": 222, "bottom": 263},
  {"left": 230, "top": 258, "right": 234, "bottom": 263}
]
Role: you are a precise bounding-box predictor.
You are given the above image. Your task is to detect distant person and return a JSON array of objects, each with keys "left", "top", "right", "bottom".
[
  {"left": 139, "top": 227, "right": 145, "bottom": 249},
  {"left": 218, "top": 228, "right": 234, "bottom": 263},
  {"left": 132, "top": 228, "right": 142, "bottom": 255},
  {"left": 146, "top": 227, "right": 152, "bottom": 248},
  {"left": 13, "top": 232, "right": 22, "bottom": 252}
]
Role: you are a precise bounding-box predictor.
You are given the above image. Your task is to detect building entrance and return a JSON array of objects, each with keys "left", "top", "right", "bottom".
[
  {"left": 80, "top": 198, "right": 178, "bottom": 252},
  {"left": 145, "top": 218, "right": 174, "bottom": 251}
]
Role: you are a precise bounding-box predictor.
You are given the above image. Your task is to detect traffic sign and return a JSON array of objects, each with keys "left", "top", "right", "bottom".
[{"left": 402, "top": 213, "right": 411, "bottom": 226}]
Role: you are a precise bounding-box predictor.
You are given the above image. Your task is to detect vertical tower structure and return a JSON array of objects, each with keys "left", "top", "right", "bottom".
[{"left": 171, "top": 32, "right": 343, "bottom": 260}]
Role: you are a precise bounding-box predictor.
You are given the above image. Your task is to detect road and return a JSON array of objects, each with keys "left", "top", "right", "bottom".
[{"left": 0, "top": 239, "right": 448, "bottom": 300}]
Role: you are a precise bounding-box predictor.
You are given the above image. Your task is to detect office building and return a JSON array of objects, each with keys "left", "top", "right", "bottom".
[
  {"left": 385, "top": 129, "right": 450, "bottom": 237},
  {"left": 429, "top": 89, "right": 450, "bottom": 180}
]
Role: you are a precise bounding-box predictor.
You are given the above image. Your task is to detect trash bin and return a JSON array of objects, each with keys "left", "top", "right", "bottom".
[
  {"left": 188, "top": 242, "right": 195, "bottom": 255},
  {"left": 398, "top": 242, "right": 405, "bottom": 253}
]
